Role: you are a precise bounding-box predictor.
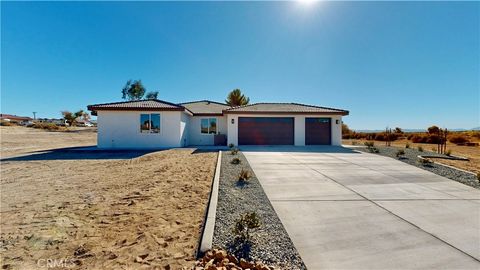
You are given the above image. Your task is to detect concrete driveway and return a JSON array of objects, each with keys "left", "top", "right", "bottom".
[{"left": 241, "top": 146, "right": 480, "bottom": 270}]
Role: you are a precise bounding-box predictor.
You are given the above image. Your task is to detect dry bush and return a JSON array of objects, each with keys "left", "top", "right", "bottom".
[
  {"left": 32, "top": 122, "right": 60, "bottom": 131},
  {"left": 0, "top": 120, "right": 13, "bottom": 126},
  {"left": 231, "top": 158, "right": 241, "bottom": 165},
  {"left": 449, "top": 134, "right": 469, "bottom": 145},
  {"left": 238, "top": 169, "right": 252, "bottom": 182}
]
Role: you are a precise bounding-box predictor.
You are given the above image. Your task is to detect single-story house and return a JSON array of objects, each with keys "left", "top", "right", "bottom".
[
  {"left": 0, "top": 114, "right": 33, "bottom": 125},
  {"left": 87, "top": 99, "right": 349, "bottom": 149}
]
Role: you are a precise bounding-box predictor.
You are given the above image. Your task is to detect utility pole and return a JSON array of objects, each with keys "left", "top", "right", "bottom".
[{"left": 33, "top": 112, "right": 37, "bottom": 120}]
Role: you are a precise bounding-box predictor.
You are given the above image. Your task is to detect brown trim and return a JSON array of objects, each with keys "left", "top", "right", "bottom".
[
  {"left": 192, "top": 113, "right": 224, "bottom": 116},
  {"left": 223, "top": 110, "right": 349, "bottom": 116}
]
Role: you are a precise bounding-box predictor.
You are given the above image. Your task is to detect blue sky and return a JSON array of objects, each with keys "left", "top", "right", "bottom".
[{"left": 1, "top": 1, "right": 479, "bottom": 130}]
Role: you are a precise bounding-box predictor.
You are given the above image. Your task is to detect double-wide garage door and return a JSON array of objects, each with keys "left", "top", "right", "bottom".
[
  {"left": 238, "top": 117, "right": 294, "bottom": 145},
  {"left": 238, "top": 117, "right": 331, "bottom": 145}
]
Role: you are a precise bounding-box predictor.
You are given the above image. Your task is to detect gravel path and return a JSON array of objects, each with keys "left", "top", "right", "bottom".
[
  {"left": 357, "top": 145, "right": 480, "bottom": 189},
  {"left": 212, "top": 151, "right": 306, "bottom": 269}
]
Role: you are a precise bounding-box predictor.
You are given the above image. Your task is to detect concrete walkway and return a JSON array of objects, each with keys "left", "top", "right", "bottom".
[{"left": 241, "top": 146, "right": 480, "bottom": 270}]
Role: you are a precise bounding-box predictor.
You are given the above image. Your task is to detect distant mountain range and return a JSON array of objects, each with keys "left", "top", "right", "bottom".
[{"left": 355, "top": 127, "right": 480, "bottom": 133}]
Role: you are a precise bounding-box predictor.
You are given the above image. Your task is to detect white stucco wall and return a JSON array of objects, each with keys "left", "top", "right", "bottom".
[
  {"left": 180, "top": 112, "right": 190, "bottom": 147},
  {"left": 226, "top": 114, "right": 343, "bottom": 146},
  {"left": 97, "top": 110, "right": 184, "bottom": 149},
  {"left": 188, "top": 115, "right": 227, "bottom": 146}
]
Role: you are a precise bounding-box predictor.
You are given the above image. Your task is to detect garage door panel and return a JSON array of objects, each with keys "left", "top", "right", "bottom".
[
  {"left": 238, "top": 117, "right": 294, "bottom": 145},
  {"left": 305, "top": 117, "right": 331, "bottom": 145}
]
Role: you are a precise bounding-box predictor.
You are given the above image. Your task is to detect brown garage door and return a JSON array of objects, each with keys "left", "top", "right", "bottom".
[
  {"left": 305, "top": 118, "right": 331, "bottom": 145},
  {"left": 238, "top": 117, "right": 294, "bottom": 145}
]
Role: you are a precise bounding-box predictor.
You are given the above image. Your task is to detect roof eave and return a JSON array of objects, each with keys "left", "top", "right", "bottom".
[{"left": 222, "top": 110, "right": 349, "bottom": 116}]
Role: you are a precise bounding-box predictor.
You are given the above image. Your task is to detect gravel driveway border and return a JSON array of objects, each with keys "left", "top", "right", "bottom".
[
  {"left": 212, "top": 151, "right": 306, "bottom": 269},
  {"left": 357, "top": 146, "right": 479, "bottom": 189}
]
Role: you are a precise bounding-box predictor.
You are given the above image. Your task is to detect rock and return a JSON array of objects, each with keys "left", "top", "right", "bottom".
[
  {"left": 220, "top": 258, "right": 229, "bottom": 266},
  {"left": 215, "top": 250, "right": 227, "bottom": 260},
  {"left": 227, "top": 254, "right": 238, "bottom": 264},
  {"left": 239, "top": 258, "right": 253, "bottom": 269},
  {"left": 204, "top": 251, "right": 214, "bottom": 261},
  {"left": 204, "top": 259, "right": 215, "bottom": 268}
]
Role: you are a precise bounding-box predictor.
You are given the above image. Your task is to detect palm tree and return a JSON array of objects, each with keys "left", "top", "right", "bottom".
[{"left": 225, "top": 89, "right": 250, "bottom": 106}]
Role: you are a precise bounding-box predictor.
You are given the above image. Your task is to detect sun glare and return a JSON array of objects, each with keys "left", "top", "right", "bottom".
[{"left": 298, "top": 0, "right": 317, "bottom": 5}]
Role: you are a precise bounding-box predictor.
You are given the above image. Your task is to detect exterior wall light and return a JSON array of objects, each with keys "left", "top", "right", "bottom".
[
  {"left": 336, "top": 120, "right": 339, "bottom": 124},
  {"left": 231, "top": 119, "right": 235, "bottom": 124}
]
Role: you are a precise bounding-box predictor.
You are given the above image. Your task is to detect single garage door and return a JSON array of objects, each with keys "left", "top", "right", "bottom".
[
  {"left": 238, "top": 117, "right": 294, "bottom": 145},
  {"left": 305, "top": 117, "right": 331, "bottom": 145}
]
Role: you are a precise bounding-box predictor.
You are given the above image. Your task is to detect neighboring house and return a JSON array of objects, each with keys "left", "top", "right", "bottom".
[
  {"left": 0, "top": 114, "right": 33, "bottom": 125},
  {"left": 87, "top": 99, "right": 349, "bottom": 149}
]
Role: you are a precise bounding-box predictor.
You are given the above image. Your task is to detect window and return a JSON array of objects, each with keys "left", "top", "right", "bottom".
[
  {"left": 140, "top": 114, "right": 161, "bottom": 133},
  {"left": 201, "top": 118, "right": 217, "bottom": 134}
]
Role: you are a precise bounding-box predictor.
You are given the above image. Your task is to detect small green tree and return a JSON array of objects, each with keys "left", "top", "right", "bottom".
[
  {"left": 145, "top": 91, "right": 159, "bottom": 99},
  {"left": 225, "top": 89, "right": 250, "bottom": 106},
  {"left": 233, "top": 212, "right": 261, "bottom": 243},
  {"left": 122, "top": 80, "right": 146, "bottom": 101}
]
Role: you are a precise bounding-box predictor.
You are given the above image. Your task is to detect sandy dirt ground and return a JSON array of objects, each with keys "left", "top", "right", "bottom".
[
  {"left": 343, "top": 138, "right": 480, "bottom": 174},
  {"left": 0, "top": 126, "right": 217, "bottom": 269}
]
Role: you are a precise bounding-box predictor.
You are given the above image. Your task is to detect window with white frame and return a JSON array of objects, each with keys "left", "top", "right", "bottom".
[
  {"left": 140, "top": 113, "right": 160, "bottom": 133},
  {"left": 200, "top": 118, "right": 217, "bottom": 134}
]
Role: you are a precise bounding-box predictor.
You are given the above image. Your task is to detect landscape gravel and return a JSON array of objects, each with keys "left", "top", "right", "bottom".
[
  {"left": 212, "top": 151, "right": 306, "bottom": 270},
  {"left": 357, "top": 145, "right": 479, "bottom": 189}
]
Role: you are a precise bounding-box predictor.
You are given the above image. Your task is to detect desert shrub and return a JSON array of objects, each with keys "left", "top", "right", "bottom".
[
  {"left": 374, "top": 134, "right": 385, "bottom": 141},
  {"left": 32, "top": 122, "right": 60, "bottom": 131},
  {"left": 368, "top": 147, "right": 379, "bottom": 153},
  {"left": 0, "top": 120, "right": 13, "bottom": 126},
  {"left": 448, "top": 135, "right": 469, "bottom": 145},
  {"left": 417, "top": 146, "right": 424, "bottom": 152},
  {"left": 445, "top": 149, "right": 452, "bottom": 156},
  {"left": 431, "top": 147, "right": 436, "bottom": 152},
  {"left": 418, "top": 157, "right": 432, "bottom": 166},
  {"left": 233, "top": 212, "right": 261, "bottom": 243},
  {"left": 426, "top": 134, "right": 442, "bottom": 144},
  {"left": 427, "top": 125, "right": 440, "bottom": 134},
  {"left": 472, "top": 132, "right": 480, "bottom": 139},
  {"left": 228, "top": 143, "right": 235, "bottom": 148},
  {"left": 364, "top": 141, "right": 375, "bottom": 147},
  {"left": 230, "top": 148, "right": 239, "bottom": 155},
  {"left": 477, "top": 173, "right": 480, "bottom": 182},
  {"left": 410, "top": 134, "right": 442, "bottom": 144},
  {"left": 396, "top": 149, "right": 405, "bottom": 158},
  {"left": 238, "top": 169, "right": 252, "bottom": 183},
  {"left": 411, "top": 134, "right": 427, "bottom": 143},
  {"left": 231, "top": 158, "right": 241, "bottom": 165},
  {"left": 352, "top": 140, "right": 358, "bottom": 145},
  {"left": 352, "top": 132, "right": 367, "bottom": 140},
  {"left": 405, "top": 143, "right": 410, "bottom": 149}
]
